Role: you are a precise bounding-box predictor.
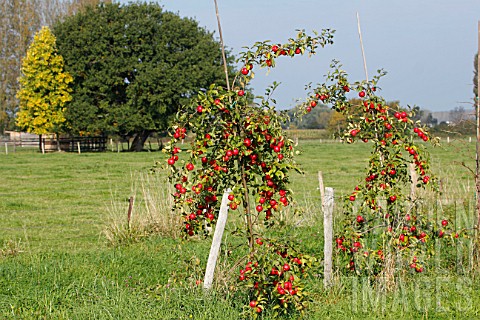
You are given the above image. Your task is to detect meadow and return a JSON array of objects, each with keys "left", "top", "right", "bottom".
[{"left": 0, "top": 138, "right": 479, "bottom": 319}]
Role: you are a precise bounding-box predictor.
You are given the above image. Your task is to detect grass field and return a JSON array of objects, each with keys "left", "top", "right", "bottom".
[{"left": 1, "top": 138, "right": 479, "bottom": 319}]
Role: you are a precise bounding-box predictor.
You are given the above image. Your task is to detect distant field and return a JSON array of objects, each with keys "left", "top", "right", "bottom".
[{"left": 0, "top": 138, "right": 478, "bottom": 319}]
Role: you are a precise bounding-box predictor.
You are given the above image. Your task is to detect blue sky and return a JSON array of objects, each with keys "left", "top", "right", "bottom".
[{"left": 118, "top": 0, "right": 480, "bottom": 112}]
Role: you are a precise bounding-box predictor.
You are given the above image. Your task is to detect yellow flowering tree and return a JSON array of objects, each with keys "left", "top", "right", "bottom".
[{"left": 16, "top": 26, "right": 73, "bottom": 147}]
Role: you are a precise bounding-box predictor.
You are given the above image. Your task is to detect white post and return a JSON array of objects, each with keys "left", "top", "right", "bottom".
[
  {"left": 110, "top": 138, "right": 114, "bottom": 152},
  {"left": 318, "top": 171, "right": 325, "bottom": 212},
  {"left": 4, "top": 143, "right": 7, "bottom": 155},
  {"left": 447, "top": 136, "right": 450, "bottom": 143},
  {"left": 323, "top": 187, "right": 334, "bottom": 288},
  {"left": 77, "top": 142, "right": 81, "bottom": 154},
  {"left": 203, "top": 189, "right": 231, "bottom": 290},
  {"left": 41, "top": 140, "right": 45, "bottom": 154}
]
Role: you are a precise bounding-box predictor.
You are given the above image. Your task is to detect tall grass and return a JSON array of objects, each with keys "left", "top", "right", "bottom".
[
  {"left": 104, "top": 171, "right": 180, "bottom": 246},
  {"left": 0, "top": 239, "right": 24, "bottom": 258}
]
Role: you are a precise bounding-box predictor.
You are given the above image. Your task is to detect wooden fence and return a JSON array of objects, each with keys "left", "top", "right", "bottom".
[{"left": 0, "top": 136, "right": 107, "bottom": 153}]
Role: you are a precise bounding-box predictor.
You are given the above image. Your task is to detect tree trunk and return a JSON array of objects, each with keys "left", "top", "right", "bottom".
[
  {"left": 129, "top": 131, "right": 151, "bottom": 152},
  {"left": 56, "top": 133, "right": 61, "bottom": 151}
]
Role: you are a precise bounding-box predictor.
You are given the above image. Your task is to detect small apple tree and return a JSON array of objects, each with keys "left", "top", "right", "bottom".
[
  {"left": 299, "top": 62, "right": 461, "bottom": 279},
  {"left": 163, "top": 30, "right": 333, "bottom": 317}
]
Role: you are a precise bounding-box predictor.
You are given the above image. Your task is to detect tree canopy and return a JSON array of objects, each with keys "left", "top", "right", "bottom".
[
  {"left": 53, "top": 2, "right": 233, "bottom": 151},
  {"left": 16, "top": 26, "right": 73, "bottom": 135}
]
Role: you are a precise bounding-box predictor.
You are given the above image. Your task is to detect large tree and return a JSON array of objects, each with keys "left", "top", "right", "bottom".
[
  {"left": 0, "top": 0, "right": 38, "bottom": 134},
  {"left": 53, "top": 2, "right": 233, "bottom": 151},
  {"left": 0, "top": 0, "right": 109, "bottom": 134},
  {"left": 16, "top": 26, "right": 73, "bottom": 140}
]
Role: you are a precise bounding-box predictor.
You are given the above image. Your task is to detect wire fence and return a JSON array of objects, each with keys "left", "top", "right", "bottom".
[{"left": 1, "top": 183, "right": 476, "bottom": 238}]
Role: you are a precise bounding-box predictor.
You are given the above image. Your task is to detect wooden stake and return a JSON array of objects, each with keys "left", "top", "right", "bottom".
[
  {"left": 204, "top": 189, "right": 231, "bottom": 290},
  {"left": 127, "top": 196, "right": 134, "bottom": 231},
  {"left": 323, "top": 187, "right": 334, "bottom": 288},
  {"left": 4, "top": 143, "right": 7, "bottom": 155},
  {"left": 77, "top": 141, "right": 81, "bottom": 154},
  {"left": 318, "top": 171, "right": 325, "bottom": 211}
]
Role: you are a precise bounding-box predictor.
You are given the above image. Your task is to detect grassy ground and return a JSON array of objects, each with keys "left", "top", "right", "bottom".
[{"left": 0, "top": 139, "right": 479, "bottom": 319}]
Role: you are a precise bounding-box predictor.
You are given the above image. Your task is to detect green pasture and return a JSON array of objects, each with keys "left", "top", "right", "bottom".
[{"left": 0, "top": 138, "right": 479, "bottom": 319}]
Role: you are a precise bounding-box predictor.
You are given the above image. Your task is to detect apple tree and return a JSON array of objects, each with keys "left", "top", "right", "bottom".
[
  {"left": 299, "top": 62, "right": 461, "bottom": 279},
  {"left": 163, "top": 30, "right": 334, "bottom": 317}
]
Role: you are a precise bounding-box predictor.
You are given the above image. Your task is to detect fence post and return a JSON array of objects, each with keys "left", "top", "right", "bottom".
[
  {"left": 4, "top": 142, "right": 7, "bottom": 155},
  {"left": 77, "top": 142, "right": 81, "bottom": 154},
  {"left": 324, "top": 187, "right": 334, "bottom": 289},
  {"left": 203, "top": 189, "right": 231, "bottom": 290}
]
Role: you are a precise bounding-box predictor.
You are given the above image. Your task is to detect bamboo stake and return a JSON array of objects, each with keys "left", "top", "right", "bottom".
[
  {"left": 214, "top": 0, "right": 231, "bottom": 93},
  {"left": 356, "top": 12, "right": 369, "bottom": 82},
  {"left": 475, "top": 21, "right": 480, "bottom": 263}
]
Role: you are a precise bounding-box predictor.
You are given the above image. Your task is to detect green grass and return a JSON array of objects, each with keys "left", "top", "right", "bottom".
[
  {"left": 0, "top": 139, "right": 479, "bottom": 319},
  {"left": 0, "top": 150, "right": 160, "bottom": 252}
]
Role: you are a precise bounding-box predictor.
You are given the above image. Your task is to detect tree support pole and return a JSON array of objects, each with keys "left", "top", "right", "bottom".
[
  {"left": 204, "top": 189, "right": 231, "bottom": 290},
  {"left": 475, "top": 21, "right": 480, "bottom": 266}
]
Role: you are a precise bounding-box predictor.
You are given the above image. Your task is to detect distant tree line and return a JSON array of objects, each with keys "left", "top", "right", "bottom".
[
  {"left": 285, "top": 98, "right": 476, "bottom": 138},
  {"left": 285, "top": 99, "right": 443, "bottom": 135}
]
